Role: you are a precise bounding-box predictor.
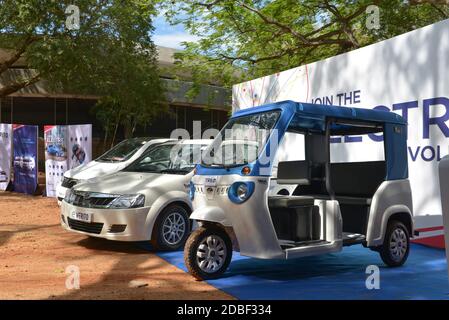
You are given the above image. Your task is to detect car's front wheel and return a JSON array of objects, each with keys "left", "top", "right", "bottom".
[
  {"left": 151, "top": 204, "right": 190, "bottom": 251},
  {"left": 184, "top": 226, "right": 232, "bottom": 280},
  {"left": 379, "top": 220, "right": 410, "bottom": 267}
]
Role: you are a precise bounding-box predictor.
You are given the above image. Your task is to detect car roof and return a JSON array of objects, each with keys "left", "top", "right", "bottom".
[
  {"left": 232, "top": 100, "right": 406, "bottom": 125},
  {"left": 142, "top": 138, "right": 174, "bottom": 145},
  {"left": 160, "top": 139, "right": 213, "bottom": 146}
]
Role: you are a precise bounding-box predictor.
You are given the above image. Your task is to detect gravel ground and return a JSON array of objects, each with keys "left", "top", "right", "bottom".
[{"left": 0, "top": 192, "right": 233, "bottom": 300}]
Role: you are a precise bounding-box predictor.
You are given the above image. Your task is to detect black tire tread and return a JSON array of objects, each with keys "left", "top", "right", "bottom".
[
  {"left": 151, "top": 204, "right": 190, "bottom": 251},
  {"left": 379, "top": 220, "right": 410, "bottom": 267},
  {"left": 184, "top": 226, "right": 232, "bottom": 280}
]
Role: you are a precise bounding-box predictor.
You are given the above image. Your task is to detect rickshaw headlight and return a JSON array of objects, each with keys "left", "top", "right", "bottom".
[
  {"left": 228, "top": 181, "right": 255, "bottom": 204},
  {"left": 237, "top": 184, "right": 248, "bottom": 199}
]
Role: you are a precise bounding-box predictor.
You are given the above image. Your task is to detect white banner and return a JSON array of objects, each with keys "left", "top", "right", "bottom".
[
  {"left": 44, "top": 125, "right": 68, "bottom": 197},
  {"left": 233, "top": 19, "right": 449, "bottom": 229},
  {"left": 68, "top": 124, "right": 92, "bottom": 170},
  {"left": 0, "top": 123, "right": 12, "bottom": 191}
]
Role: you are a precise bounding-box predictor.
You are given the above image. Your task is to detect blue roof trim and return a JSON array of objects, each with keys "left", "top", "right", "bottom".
[
  {"left": 197, "top": 100, "right": 408, "bottom": 180},
  {"left": 233, "top": 100, "right": 406, "bottom": 125}
]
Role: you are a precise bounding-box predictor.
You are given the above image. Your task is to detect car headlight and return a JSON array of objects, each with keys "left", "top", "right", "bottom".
[
  {"left": 64, "top": 188, "right": 76, "bottom": 203},
  {"left": 107, "top": 194, "right": 145, "bottom": 209},
  {"left": 228, "top": 181, "right": 255, "bottom": 204}
]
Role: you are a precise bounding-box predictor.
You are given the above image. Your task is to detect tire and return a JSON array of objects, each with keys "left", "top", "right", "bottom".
[
  {"left": 379, "top": 220, "right": 410, "bottom": 267},
  {"left": 184, "top": 226, "right": 232, "bottom": 280},
  {"left": 151, "top": 204, "right": 190, "bottom": 251}
]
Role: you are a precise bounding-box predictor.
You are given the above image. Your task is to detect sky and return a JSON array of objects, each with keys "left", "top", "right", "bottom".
[{"left": 153, "top": 15, "right": 199, "bottom": 50}]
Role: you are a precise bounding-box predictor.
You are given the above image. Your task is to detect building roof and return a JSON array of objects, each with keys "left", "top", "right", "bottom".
[{"left": 0, "top": 45, "right": 231, "bottom": 109}]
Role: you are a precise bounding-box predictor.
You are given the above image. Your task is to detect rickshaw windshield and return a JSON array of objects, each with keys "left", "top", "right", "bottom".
[{"left": 202, "top": 110, "right": 280, "bottom": 167}]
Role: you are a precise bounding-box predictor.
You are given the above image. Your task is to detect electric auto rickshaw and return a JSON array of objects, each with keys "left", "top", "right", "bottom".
[{"left": 185, "top": 100, "right": 413, "bottom": 280}]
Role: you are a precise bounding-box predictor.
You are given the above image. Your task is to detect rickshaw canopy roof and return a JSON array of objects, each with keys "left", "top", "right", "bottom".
[{"left": 232, "top": 100, "right": 407, "bottom": 127}]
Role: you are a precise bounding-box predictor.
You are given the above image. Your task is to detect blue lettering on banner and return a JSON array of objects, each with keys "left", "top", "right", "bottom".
[
  {"left": 311, "top": 91, "right": 449, "bottom": 163},
  {"left": 423, "top": 97, "right": 449, "bottom": 139}
]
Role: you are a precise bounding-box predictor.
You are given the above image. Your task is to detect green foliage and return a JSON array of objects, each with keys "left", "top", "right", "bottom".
[
  {"left": 161, "top": 0, "right": 449, "bottom": 87},
  {"left": 0, "top": 0, "right": 167, "bottom": 141}
]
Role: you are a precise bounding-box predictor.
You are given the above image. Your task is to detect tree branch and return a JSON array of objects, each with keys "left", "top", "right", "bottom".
[
  {"left": 0, "top": 72, "right": 41, "bottom": 97},
  {"left": 430, "top": 3, "right": 449, "bottom": 18},
  {"left": 0, "top": 35, "right": 38, "bottom": 74},
  {"left": 238, "top": 2, "right": 312, "bottom": 44}
]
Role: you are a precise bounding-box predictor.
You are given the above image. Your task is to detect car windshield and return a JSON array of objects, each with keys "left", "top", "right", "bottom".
[
  {"left": 97, "top": 138, "right": 149, "bottom": 162},
  {"left": 202, "top": 110, "right": 280, "bottom": 167},
  {"left": 124, "top": 143, "right": 206, "bottom": 174}
]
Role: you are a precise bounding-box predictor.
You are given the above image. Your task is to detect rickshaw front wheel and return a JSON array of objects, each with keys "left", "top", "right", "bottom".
[{"left": 184, "top": 226, "right": 232, "bottom": 280}]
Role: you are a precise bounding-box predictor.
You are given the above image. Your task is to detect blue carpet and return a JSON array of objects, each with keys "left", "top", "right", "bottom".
[{"left": 157, "top": 244, "right": 449, "bottom": 300}]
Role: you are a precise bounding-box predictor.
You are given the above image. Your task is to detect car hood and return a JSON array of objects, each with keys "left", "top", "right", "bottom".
[
  {"left": 65, "top": 161, "right": 128, "bottom": 181},
  {"left": 73, "top": 171, "right": 187, "bottom": 195}
]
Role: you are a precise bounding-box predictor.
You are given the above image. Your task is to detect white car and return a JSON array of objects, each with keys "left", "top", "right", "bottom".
[
  {"left": 61, "top": 139, "right": 211, "bottom": 250},
  {"left": 56, "top": 138, "right": 171, "bottom": 203}
]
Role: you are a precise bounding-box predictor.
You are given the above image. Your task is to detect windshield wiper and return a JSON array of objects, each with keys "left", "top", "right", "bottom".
[
  {"left": 123, "top": 168, "right": 158, "bottom": 173},
  {"left": 98, "top": 158, "right": 120, "bottom": 163},
  {"left": 160, "top": 168, "right": 191, "bottom": 174},
  {"left": 202, "top": 161, "right": 248, "bottom": 169}
]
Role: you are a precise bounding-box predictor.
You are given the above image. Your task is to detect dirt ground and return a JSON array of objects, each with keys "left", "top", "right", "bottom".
[{"left": 0, "top": 192, "right": 233, "bottom": 300}]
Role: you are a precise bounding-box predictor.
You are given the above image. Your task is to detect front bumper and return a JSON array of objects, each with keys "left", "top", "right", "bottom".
[{"left": 60, "top": 201, "right": 152, "bottom": 241}]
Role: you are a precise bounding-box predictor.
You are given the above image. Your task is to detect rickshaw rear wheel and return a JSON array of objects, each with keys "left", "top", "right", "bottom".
[
  {"left": 184, "top": 226, "right": 232, "bottom": 280},
  {"left": 379, "top": 220, "right": 410, "bottom": 267}
]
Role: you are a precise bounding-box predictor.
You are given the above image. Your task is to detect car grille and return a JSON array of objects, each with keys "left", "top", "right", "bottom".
[
  {"left": 62, "top": 177, "right": 79, "bottom": 188},
  {"left": 67, "top": 217, "right": 104, "bottom": 234},
  {"left": 71, "top": 191, "right": 117, "bottom": 209}
]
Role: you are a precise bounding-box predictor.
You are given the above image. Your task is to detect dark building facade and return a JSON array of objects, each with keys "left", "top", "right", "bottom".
[{"left": 0, "top": 46, "right": 231, "bottom": 163}]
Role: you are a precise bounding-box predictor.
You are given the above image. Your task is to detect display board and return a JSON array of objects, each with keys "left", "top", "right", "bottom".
[
  {"left": 232, "top": 19, "right": 449, "bottom": 241},
  {"left": 43, "top": 124, "right": 92, "bottom": 197},
  {"left": 0, "top": 123, "right": 12, "bottom": 191},
  {"left": 44, "top": 125, "right": 68, "bottom": 197},
  {"left": 68, "top": 124, "right": 92, "bottom": 169},
  {"left": 12, "top": 124, "right": 38, "bottom": 195}
]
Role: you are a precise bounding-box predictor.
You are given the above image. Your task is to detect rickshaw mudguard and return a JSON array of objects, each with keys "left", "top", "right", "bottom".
[
  {"left": 191, "top": 175, "right": 285, "bottom": 260},
  {"left": 366, "top": 179, "right": 414, "bottom": 247},
  {"left": 190, "top": 206, "right": 232, "bottom": 227}
]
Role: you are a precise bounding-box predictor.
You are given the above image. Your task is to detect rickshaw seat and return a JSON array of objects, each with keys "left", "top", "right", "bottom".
[
  {"left": 268, "top": 195, "right": 315, "bottom": 208},
  {"left": 276, "top": 160, "right": 311, "bottom": 185}
]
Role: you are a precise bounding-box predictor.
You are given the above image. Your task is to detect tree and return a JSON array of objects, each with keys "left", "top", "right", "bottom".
[
  {"left": 0, "top": 0, "right": 167, "bottom": 144},
  {"left": 161, "top": 0, "right": 449, "bottom": 87}
]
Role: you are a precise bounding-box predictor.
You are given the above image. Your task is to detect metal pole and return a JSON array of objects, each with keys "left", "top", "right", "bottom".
[
  {"left": 65, "top": 98, "right": 68, "bottom": 125},
  {"left": 438, "top": 155, "right": 449, "bottom": 283},
  {"left": 10, "top": 97, "right": 13, "bottom": 124},
  {"left": 54, "top": 98, "right": 57, "bottom": 125}
]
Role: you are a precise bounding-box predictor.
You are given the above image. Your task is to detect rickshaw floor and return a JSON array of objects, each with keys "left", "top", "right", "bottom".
[
  {"left": 158, "top": 243, "right": 449, "bottom": 300},
  {"left": 280, "top": 239, "right": 329, "bottom": 249}
]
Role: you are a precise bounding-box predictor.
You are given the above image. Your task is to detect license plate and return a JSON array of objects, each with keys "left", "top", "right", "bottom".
[
  {"left": 71, "top": 211, "right": 92, "bottom": 222},
  {"left": 204, "top": 176, "right": 218, "bottom": 187}
]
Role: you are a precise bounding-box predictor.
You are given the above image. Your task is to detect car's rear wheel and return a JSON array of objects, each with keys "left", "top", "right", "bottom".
[
  {"left": 379, "top": 220, "right": 410, "bottom": 267},
  {"left": 184, "top": 226, "right": 232, "bottom": 280},
  {"left": 152, "top": 204, "right": 190, "bottom": 251}
]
